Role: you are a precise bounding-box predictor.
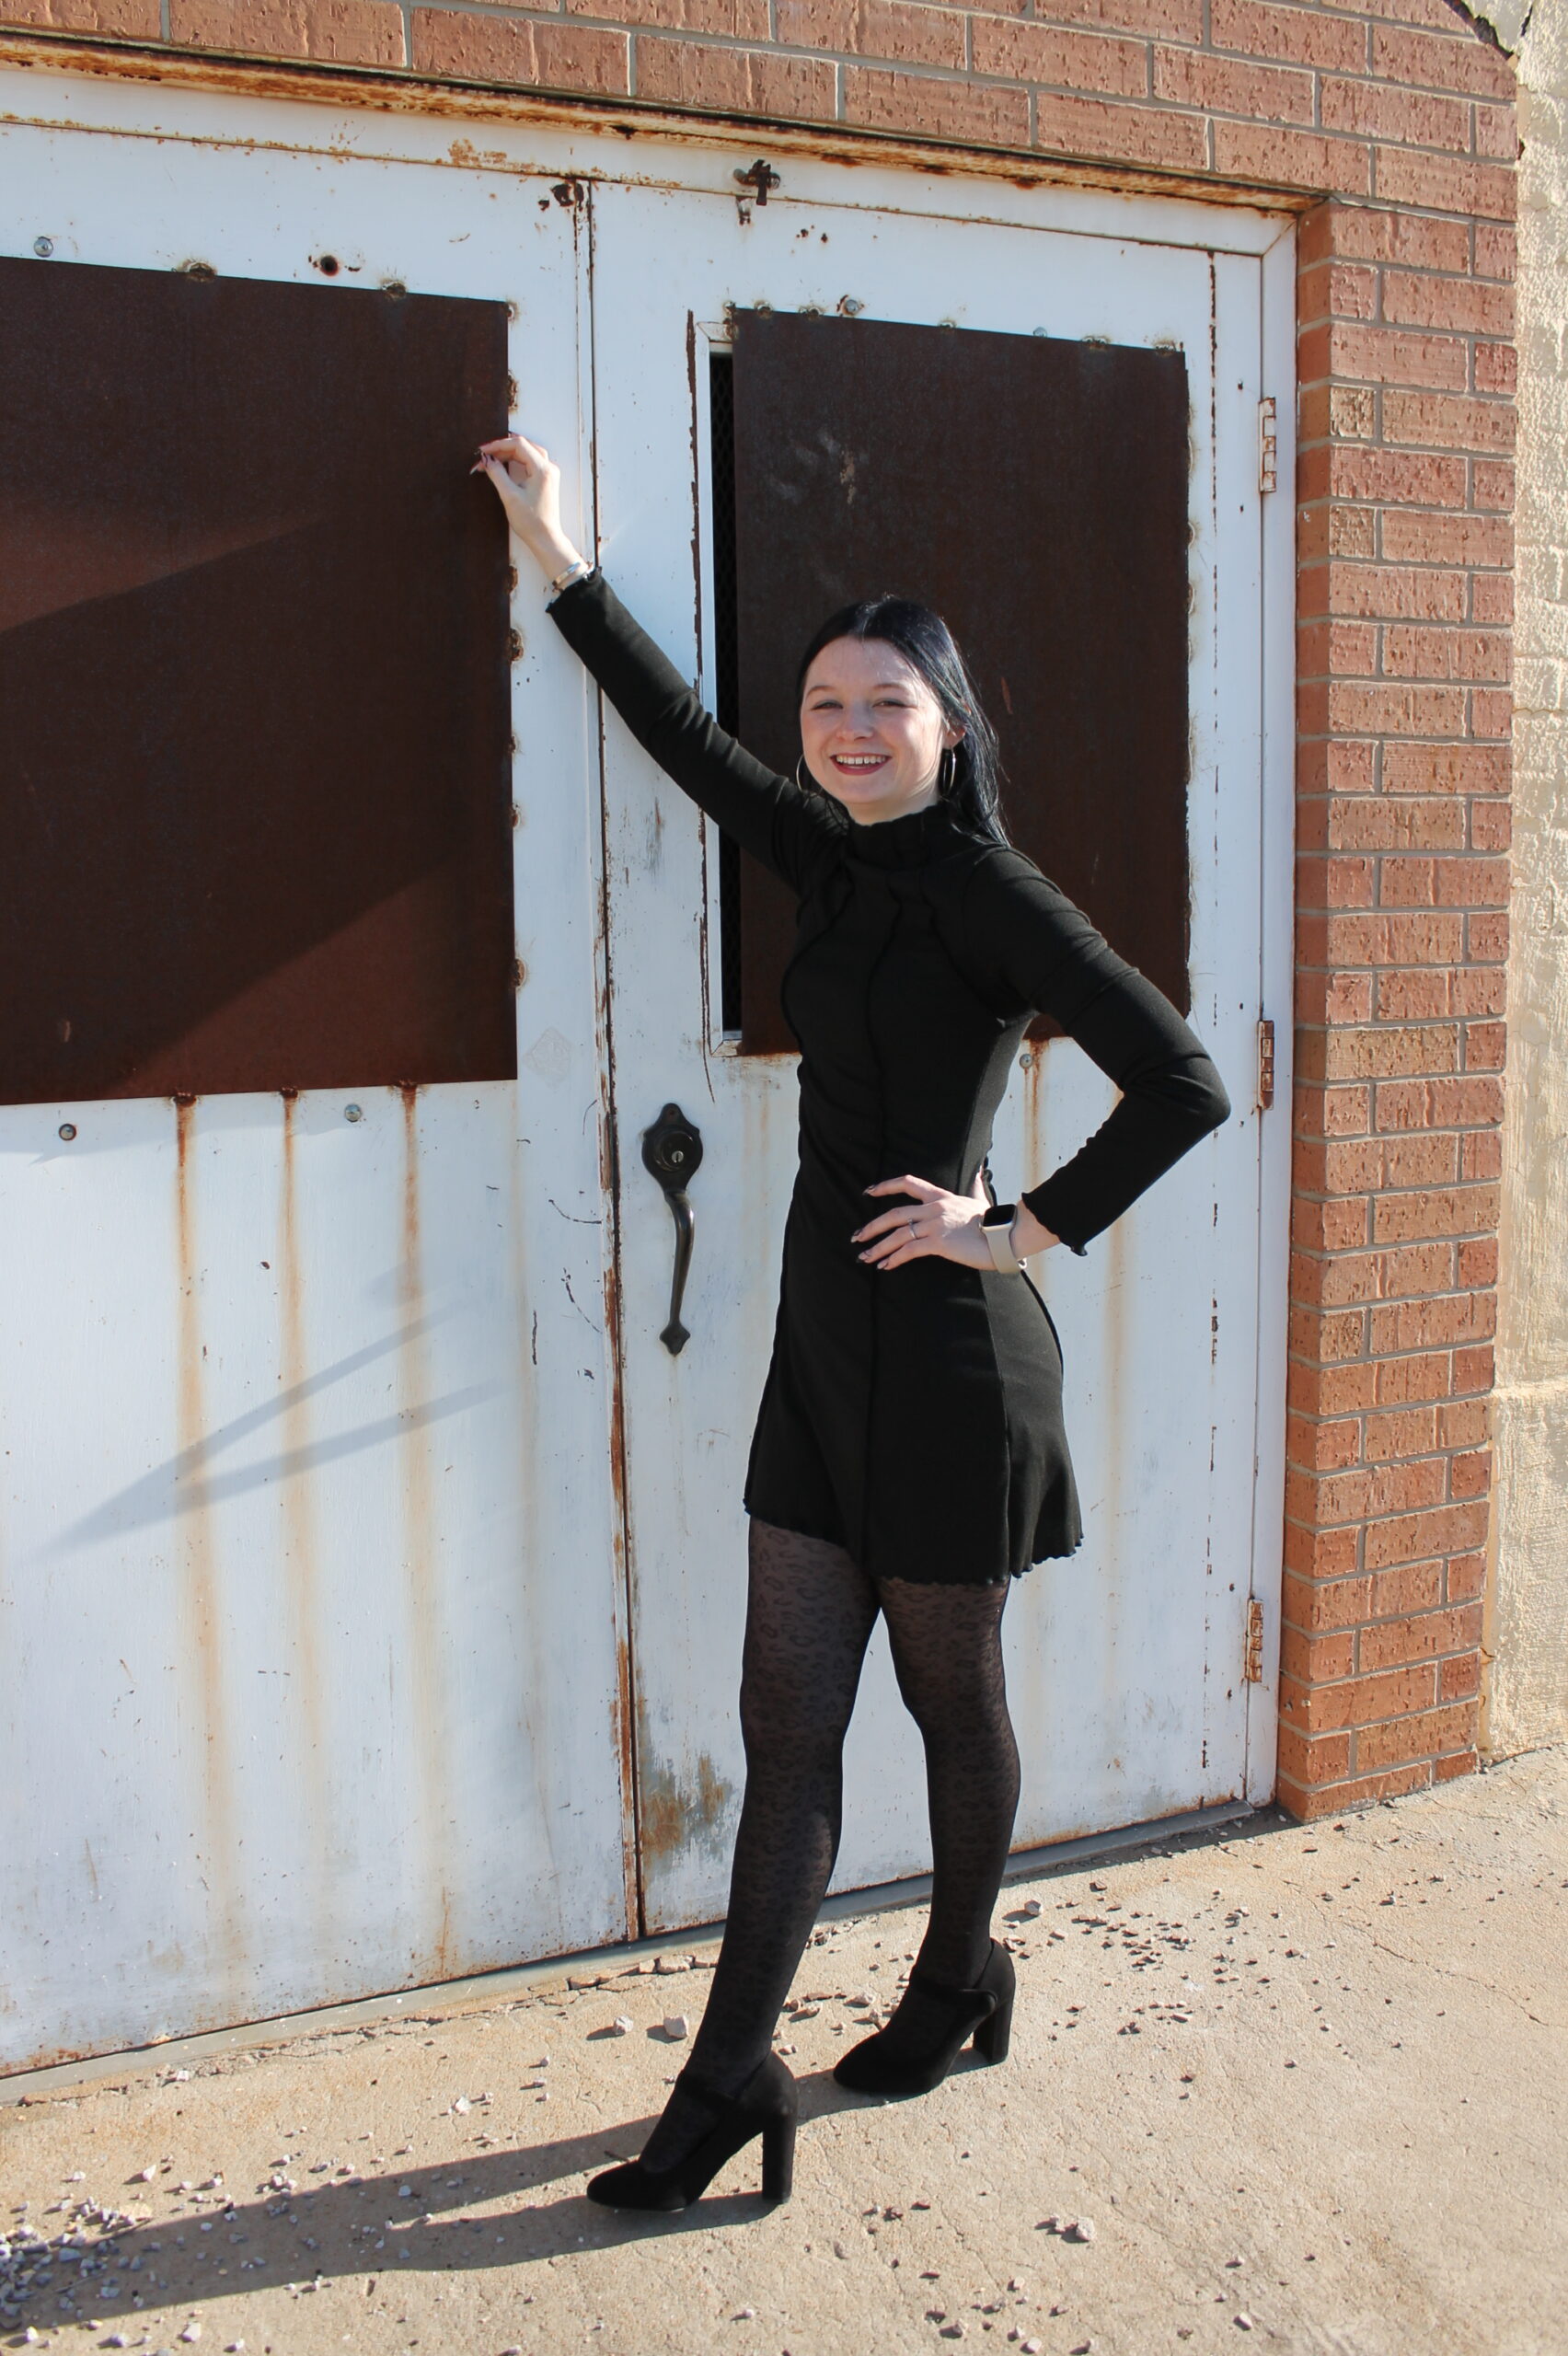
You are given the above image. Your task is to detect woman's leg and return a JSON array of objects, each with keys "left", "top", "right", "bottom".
[
  {"left": 637, "top": 1518, "right": 880, "bottom": 2169},
  {"left": 879, "top": 1575, "right": 1020, "bottom": 1992}
]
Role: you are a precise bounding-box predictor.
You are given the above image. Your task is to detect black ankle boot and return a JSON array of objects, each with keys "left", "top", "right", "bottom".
[
  {"left": 833, "top": 1939, "right": 1015, "bottom": 2098},
  {"left": 585, "top": 2051, "right": 798, "bottom": 2212}
]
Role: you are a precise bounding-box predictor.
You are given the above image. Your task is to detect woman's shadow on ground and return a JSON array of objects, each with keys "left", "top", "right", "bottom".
[{"left": 36, "top": 2064, "right": 920, "bottom": 2334}]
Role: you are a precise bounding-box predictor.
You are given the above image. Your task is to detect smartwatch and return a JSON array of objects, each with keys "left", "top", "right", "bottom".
[{"left": 981, "top": 1200, "right": 1022, "bottom": 1276}]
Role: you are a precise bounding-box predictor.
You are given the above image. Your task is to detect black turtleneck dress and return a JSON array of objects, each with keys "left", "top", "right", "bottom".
[{"left": 551, "top": 572, "right": 1231, "bottom": 1586}]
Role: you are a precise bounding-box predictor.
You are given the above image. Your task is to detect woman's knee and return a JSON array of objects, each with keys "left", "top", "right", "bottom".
[{"left": 737, "top": 1669, "right": 855, "bottom": 1766}]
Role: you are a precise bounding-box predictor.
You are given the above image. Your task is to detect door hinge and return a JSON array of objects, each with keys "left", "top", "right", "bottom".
[
  {"left": 1257, "top": 1016, "right": 1275, "bottom": 1112},
  {"left": 1258, "top": 397, "right": 1278, "bottom": 494},
  {"left": 1243, "top": 1597, "right": 1265, "bottom": 1684}
]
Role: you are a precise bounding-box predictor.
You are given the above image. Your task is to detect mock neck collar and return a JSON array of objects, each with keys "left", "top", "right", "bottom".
[{"left": 842, "top": 798, "right": 968, "bottom": 870}]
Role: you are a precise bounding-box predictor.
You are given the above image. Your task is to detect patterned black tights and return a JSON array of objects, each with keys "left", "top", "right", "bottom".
[{"left": 639, "top": 1519, "right": 1020, "bottom": 2170}]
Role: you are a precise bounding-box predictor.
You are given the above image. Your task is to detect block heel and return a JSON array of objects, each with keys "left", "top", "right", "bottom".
[
  {"left": 760, "top": 2110, "right": 796, "bottom": 2202},
  {"left": 972, "top": 1982, "right": 1013, "bottom": 2065},
  {"left": 585, "top": 2051, "right": 798, "bottom": 2212}
]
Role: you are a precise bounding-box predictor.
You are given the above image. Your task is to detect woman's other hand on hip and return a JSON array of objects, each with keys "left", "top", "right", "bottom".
[{"left": 854, "top": 1177, "right": 1057, "bottom": 1271}]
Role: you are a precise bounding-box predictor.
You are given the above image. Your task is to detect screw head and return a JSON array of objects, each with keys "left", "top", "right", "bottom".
[
  {"left": 1019, "top": 1052, "right": 1034, "bottom": 1069},
  {"left": 343, "top": 1103, "right": 363, "bottom": 1124},
  {"left": 33, "top": 236, "right": 53, "bottom": 258},
  {"left": 58, "top": 1122, "right": 76, "bottom": 1140}
]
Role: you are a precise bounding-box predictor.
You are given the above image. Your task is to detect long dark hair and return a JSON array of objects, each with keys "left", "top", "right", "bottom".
[{"left": 795, "top": 597, "right": 1009, "bottom": 846}]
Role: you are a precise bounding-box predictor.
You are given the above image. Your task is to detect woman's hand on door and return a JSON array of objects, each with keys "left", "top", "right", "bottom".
[
  {"left": 473, "top": 432, "right": 585, "bottom": 582},
  {"left": 855, "top": 1176, "right": 1058, "bottom": 1272}
]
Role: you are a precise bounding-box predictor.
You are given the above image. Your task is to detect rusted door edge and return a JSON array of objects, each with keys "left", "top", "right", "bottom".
[
  {"left": 0, "top": 1798, "right": 1253, "bottom": 2101},
  {"left": 0, "top": 29, "right": 1313, "bottom": 220}
]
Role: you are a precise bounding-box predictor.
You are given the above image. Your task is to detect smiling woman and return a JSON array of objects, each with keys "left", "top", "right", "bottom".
[{"left": 476, "top": 426, "right": 1229, "bottom": 2212}]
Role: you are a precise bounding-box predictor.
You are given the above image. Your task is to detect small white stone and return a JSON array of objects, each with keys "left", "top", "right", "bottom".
[
  {"left": 225, "top": 2342, "right": 247, "bottom": 2351},
  {"left": 608, "top": 2016, "right": 633, "bottom": 2038},
  {"left": 1066, "top": 2218, "right": 1096, "bottom": 2243},
  {"left": 1008, "top": 2276, "right": 1025, "bottom": 2292},
  {"left": 453, "top": 2097, "right": 471, "bottom": 2116},
  {"left": 179, "top": 2326, "right": 203, "bottom": 2344},
  {"left": 105, "top": 2339, "right": 129, "bottom": 2350},
  {"left": 662, "top": 2015, "right": 689, "bottom": 2041},
  {"left": 133, "top": 2166, "right": 157, "bottom": 2183},
  {"left": 398, "top": 2185, "right": 414, "bottom": 2200},
  {"left": 1236, "top": 2319, "right": 1253, "bottom": 2333},
  {"left": 732, "top": 2307, "right": 755, "bottom": 2320},
  {"left": 1022, "top": 2342, "right": 1043, "bottom": 2355},
  {"left": 1021, "top": 1899, "right": 1043, "bottom": 1918},
  {"left": 63, "top": 2173, "right": 85, "bottom": 2185}
]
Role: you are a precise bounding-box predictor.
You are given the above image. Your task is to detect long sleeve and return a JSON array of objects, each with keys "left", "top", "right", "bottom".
[
  {"left": 548, "top": 569, "right": 844, "bottom": 897},
  {"left": 963, "top": 849, "right": 1231, "bottom": 1254}
]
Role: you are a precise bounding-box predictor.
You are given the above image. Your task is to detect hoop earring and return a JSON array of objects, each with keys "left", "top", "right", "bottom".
[
  {"left": 795, "top": 756, "right": 821, "bottom": 797},
  {"left": 937, "top": 745, "right": 958, "bottom": 801}
]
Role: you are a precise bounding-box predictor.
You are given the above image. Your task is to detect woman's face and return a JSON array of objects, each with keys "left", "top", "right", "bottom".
[{"left": 799, "top": 636, "right": 963, "bottom": 826}]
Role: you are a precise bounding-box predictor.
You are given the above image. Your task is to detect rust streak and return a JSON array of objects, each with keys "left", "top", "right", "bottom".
[
  {"left": 172, "top": 1097, "right": 244, "bottom": 1998},
  {"left": 637, "top": 1744, "right": 734, "bottom": 1872},
  {"left": 277, "top": 1092, "right": 333, "bottom": 1959},
  {"left": 397, "top": 1084, "right": 455, "bottom": 1980},
  {"left": 505, "top": 1074, "right": 560, "bottom": 1930},
  {"left": 582, "top": 442, "right": 645, "bottom": 1940}
]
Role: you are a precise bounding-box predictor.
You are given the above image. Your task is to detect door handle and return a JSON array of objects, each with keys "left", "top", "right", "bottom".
[{"left": 640, "top": 1103, "right": 704, "bottom": 1356}]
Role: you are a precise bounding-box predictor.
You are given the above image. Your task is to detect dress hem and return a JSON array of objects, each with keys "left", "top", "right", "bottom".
[{"left": 744, "top": 1499, "right": 1084, "bottom": 1582}]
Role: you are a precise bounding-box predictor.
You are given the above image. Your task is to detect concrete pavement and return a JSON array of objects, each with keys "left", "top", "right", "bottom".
[{"left": 4, "top": 1743, "right": 1564, "bottom": 2356}]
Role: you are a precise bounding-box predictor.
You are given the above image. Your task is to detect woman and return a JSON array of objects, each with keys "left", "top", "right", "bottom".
[{"left": 476, "top": 431, "right": 1230, "bottom": 2214}]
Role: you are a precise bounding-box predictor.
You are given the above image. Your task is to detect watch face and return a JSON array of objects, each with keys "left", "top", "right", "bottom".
[{"left": 983, "top": 1202, "right": 1017, "bottom": 1229}]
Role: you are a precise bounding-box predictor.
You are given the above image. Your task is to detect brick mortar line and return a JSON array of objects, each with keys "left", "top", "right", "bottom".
[{"left": 402, "top": 3, "right": 1515, "bottom": 137}]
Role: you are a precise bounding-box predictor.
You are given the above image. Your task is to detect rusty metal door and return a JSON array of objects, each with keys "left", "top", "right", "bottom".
[
  {"left": 589, "top": 182, "right": 1282, "bottom": 1932},
  {"left": 0, "top": 114, "right": 632, "bottom": 2069}
]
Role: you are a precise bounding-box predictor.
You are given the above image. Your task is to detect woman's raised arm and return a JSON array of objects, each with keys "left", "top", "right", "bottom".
[{"left": 476, "top": 433, "right": 841, "bottom": 895}]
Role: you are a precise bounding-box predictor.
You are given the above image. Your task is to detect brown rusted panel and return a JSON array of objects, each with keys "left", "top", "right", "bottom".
[
  {"left": 0, "top": 254, "right": 514, "bottom": 1103},
  {"left": 729, "top": 309, "right": 1190, "bottom": 1054}
]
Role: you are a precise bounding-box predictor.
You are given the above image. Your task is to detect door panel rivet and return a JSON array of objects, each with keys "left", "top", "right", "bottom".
[
  {"left": 33, "top": 236, "right": 53, "bottom": 258},
  {"left": 57, "top": 1122, "right": 76, "bottom": 1140},
  {"left": 344, "top": 1103, "right": 363, "bottom": 1123}
]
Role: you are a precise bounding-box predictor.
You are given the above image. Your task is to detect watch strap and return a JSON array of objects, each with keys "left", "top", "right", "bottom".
[{"left": 981, "top": 1201, "right": 1022, "bottom": 1276}]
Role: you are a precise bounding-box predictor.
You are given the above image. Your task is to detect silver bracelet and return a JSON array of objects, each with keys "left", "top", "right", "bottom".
[{"left": 548, "top": 556, "right": 594, "bottom": 597}]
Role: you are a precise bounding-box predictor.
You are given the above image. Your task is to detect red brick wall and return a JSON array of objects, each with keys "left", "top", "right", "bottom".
[
  {"left": 0, "top": 0, "right": 1517, "bottom": 1818},
  {"left": 1285, "top": 189, "right": 1513, "bottom": 1816}
]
